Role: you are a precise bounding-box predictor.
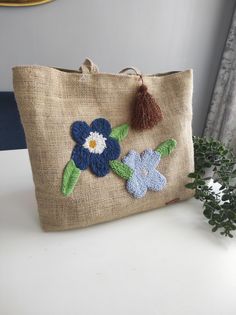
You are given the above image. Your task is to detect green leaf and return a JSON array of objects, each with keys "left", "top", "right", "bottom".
[
  {"left": 212, "top": 226, "right": 218, "bottom": 232},
  {"left": 203, "top": 209, "right": 212, "bottom": 219},
  {"left": 196, "top": 179, "right": 205, "bottom": 186},
  {"left": 219, "top": 185, "right": 226, "bottom": 190},
  {"left": 155, "top": 139, "right": 177, "bottom": 158},
  {"left": 109, "top": 160, "right": 133, "bottom": 180},
  {"left": 61, "top": 160, "right": 81, "bottom": 196},
  {"left": 110, "top": 124, "right": 129, "bottom": 142},
  {"left": 222, "top": 194, "right": 230, "bottom": 201},
  {"left": 188, "top": 172, "right": 198, "bottom": 178},
  {"left": 227, "top": 211, "right": 236, "bottom": 220},
  {"left": 208, "top": 219, "right": 215, "bottom": 226},
  {"left": 185, "top": 183, "right": 195, "bottom": 189}
]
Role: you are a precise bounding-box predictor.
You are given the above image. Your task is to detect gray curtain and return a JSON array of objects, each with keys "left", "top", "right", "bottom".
[{"left": 204, "top": 7, "right": 236, "bottom": 153}]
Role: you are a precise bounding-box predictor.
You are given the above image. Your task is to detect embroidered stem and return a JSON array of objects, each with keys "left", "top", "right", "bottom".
[
  {"left": 61, "top": 159, "right": 81, "bottom": 196},
  {"left": 109, "top": 160, "right": 134, "bottom": 180},
  {"left": 155, "top": 139, "right": 177, "bottom": 157}
]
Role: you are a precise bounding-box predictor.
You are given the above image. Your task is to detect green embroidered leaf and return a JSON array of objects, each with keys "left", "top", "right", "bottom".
[
  {"left": 155, "top": 139, "right": 177, "bottom": 158},
  {"left": 61, "top": 160, "right": 81, "bottom": 196},
  {"left": 109, "top": 160, "right": 133, "bottom": 180},
  {"left": 110, "top": 124, "right": 129, "bottom": 142}
]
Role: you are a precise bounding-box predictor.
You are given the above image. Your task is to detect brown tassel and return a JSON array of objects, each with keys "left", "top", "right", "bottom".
[{"left": 131, "top": 77, "right": 163, "bottom": 130}]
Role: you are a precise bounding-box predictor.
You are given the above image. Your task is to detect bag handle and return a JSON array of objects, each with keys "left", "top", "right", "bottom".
[
  {"left": 119, "top": 67, "right": 142, "bottom": 76},
  {"left": 79, "top": 59, "right": 141, "bottom": 77},
  {"left": 79, "top": 58, "right": 99, "bottom": 74}
]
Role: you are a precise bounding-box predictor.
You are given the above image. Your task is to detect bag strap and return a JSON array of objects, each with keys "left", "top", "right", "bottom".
[
  {"left": 79, "top": 58, "right": 99, "bottom": 74},
  {"left": 79, "top": 59, "right": 141, "bottom": 76},
  {"left": 119, "top": 67, "right": 141, "bottom": 76}
]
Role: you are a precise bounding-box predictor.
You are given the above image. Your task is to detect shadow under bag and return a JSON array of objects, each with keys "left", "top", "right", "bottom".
[{"left": 13, "top": 58, "right": 194, "bottom": 231}]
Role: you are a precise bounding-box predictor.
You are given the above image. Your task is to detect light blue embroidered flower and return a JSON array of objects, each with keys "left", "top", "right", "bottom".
[{"left": 122, "top": 149, "right": 167, "bottom": 198}]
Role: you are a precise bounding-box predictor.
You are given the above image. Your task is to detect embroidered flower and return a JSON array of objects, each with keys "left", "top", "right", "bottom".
[
  {"left": 71, "top": 118, "right": 120, "bottom": 177},
  {"left": 122, "top": 149, "right": 167, "bottom": 198}
]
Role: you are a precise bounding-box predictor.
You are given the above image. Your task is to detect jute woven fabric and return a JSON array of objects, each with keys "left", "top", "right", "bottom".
[{"left": 13, "top": 62, "right": 194, "bottom": 231}]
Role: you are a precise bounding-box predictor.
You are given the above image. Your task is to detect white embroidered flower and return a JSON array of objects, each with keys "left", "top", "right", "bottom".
[{"left": 83, "top": 131, "right": 107, "bottom": 154}]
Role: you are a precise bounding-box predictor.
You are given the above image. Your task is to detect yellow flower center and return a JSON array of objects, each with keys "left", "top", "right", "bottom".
[
  {"left": 89, "top": 139, "right": 97, "bottom": 149},
  {"left": 83, "top": 131, "right": 107, "bottom": 154}
]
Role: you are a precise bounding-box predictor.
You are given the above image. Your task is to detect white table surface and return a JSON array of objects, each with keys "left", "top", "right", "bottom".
[{"left": 0, "top": 149, "right": 236, "bottom": 315}]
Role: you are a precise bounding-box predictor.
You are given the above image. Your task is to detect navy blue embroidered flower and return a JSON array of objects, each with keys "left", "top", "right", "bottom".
[{"left": 71, "top": 118, "right": 121, "bottom": 177}]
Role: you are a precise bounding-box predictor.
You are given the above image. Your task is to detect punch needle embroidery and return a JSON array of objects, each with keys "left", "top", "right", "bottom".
[
  {"left": 123, "top": 149, "right": 166, "bottom": 198},
  {"left": 110, "top": 139, "right": 177, "bottom": 198},
  {"left": 61, "top": 118, "right": 129, "bottom": 196}
]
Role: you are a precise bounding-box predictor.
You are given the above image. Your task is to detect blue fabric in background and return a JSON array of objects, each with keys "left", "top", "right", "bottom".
[{"left": 0, "top": 92, "right": 26, "bottom": 150}]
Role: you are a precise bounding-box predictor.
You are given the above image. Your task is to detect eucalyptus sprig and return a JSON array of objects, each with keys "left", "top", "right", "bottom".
[{"left": 186, "top": 136, "right": 236, "bottom": 237}]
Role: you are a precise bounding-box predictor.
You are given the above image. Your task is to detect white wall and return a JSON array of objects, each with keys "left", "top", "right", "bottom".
[{"left": 0, "top": 0, "right": 235, "bottom": 135}]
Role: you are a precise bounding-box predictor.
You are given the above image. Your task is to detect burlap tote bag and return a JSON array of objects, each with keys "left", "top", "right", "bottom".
[{"left": 13, "top": 58, "right": 194, "bottom": 231}]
